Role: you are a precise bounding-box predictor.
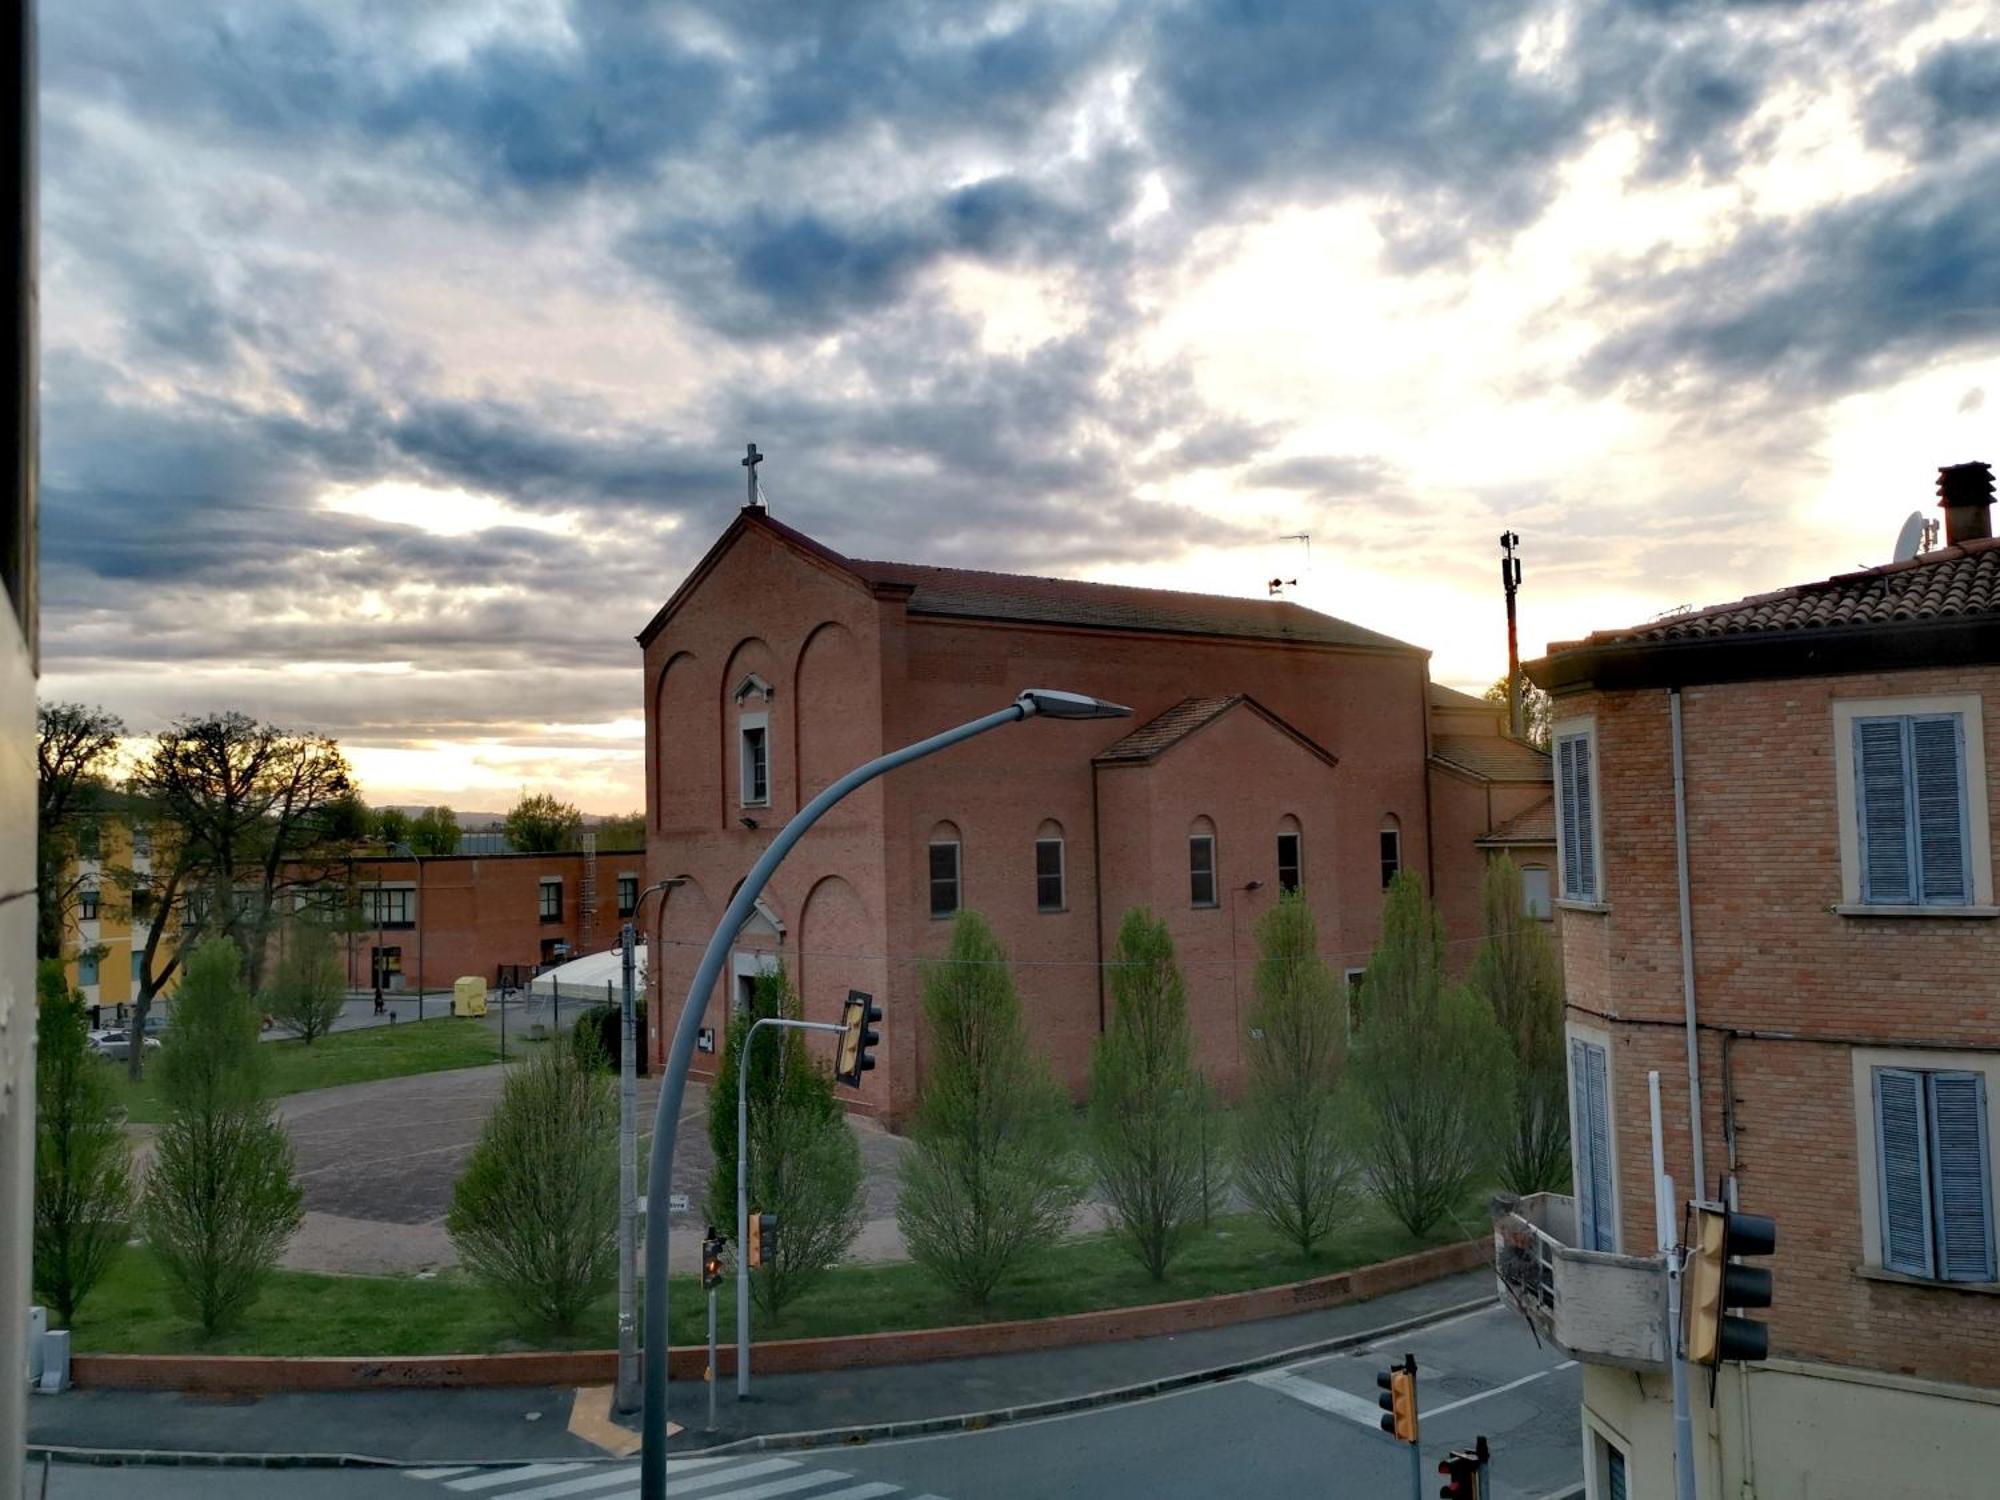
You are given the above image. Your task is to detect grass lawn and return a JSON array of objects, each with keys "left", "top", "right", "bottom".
[
  {"left": 69, "top": 1195, "right": 1485, "bottom": 1356},
  {"left": 112, "top": 1018, "right": 504, "bottom": 1126}
]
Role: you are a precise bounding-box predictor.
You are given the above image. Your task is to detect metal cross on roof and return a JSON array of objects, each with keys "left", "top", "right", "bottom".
[{"left": 743, "top": 442, "right": 764, "bottom": 508}]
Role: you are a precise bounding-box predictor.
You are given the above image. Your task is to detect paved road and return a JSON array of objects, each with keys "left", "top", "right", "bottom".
[{"left": 34, "top": 1305, "right": 1581, "bottom": 1499}]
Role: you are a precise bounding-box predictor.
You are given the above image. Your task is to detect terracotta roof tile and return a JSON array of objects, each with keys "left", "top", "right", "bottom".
[
  {"left": 1431, "top": 734, "right": 1552, "bottom": 781},
  {"left": 1560, "top": 537, "right": 2000, "bottom": 650},
  {"left": 1094, "top": 696, "right": 1244, "bottom": 763},
  {"left": 1477, "top": 796, "right": 1556, "bottom": 846}
]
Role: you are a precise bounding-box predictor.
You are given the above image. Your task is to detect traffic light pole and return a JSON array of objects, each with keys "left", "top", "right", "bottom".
[
  {"left": 1650, "top": 1071, "right": 1698, "bottom": 1500},
  {"left": 737, "top": 1015, "right": 844, "bottom": 1398}
]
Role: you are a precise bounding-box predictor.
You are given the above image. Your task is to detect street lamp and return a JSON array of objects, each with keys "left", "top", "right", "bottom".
[
  {"left": 388, "top": 840, "right": 424, "bottom": 1021},
  {"left": 639, "top": 689, "right": 1129, "bottom": 1498}
]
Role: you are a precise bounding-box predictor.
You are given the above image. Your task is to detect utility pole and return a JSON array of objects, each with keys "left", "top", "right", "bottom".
[
  {"left": 614, "top": 923, "right": 640, "bottom": 1413},
  {"left": 1651, "top": 1071, "right": 1698, "bottom": 1500},
  {"left": 1500, "top": 531, "right": 1523, "bottom": 740}
]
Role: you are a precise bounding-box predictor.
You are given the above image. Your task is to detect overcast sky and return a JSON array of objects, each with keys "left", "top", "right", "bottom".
[{"left": 40, "top": 0, "right": 2000, "bottom": 812}]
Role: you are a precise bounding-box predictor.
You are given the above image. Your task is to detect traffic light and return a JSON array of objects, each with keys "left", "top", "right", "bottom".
[
  {"left": 1685, "top": 1203, "right": 1777, "bottom": 1365},
  {"left": 700, "top": 1229, "right": 724, "bottom": 1291},
  {"left": 836, "top": 990, "right": 882, "bottom": 1088},
  {"left": 1376, "top": 1353, "right": 1418, "bottom": 1443},
  {"left": 748, "top": 1210, "right": 779, "bottom": 1269},
  {"left": 1439, "top": 1437, "right": 1488, "bottom": 1499}
]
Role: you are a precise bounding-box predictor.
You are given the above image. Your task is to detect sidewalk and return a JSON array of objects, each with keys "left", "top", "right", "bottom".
[{"left": 28, "top": 1271, "right": 1495, "bottom": 1466}]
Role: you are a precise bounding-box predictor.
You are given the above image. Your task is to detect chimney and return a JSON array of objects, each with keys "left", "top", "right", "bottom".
[{"left": 1937, "top": 461, "right": 1994, "bottom": 546}]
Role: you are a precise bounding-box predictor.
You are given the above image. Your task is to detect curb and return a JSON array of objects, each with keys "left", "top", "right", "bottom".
[{"left": 28, "top": 1292, "right": 1497, "bottom": 1471}]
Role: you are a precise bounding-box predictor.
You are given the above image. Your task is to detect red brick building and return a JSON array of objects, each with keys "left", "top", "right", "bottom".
[
  {"left": 1506, "top": 466, "right": 2000, "bottom": 1498},
  {"left": 641, "top": 505, "right": 1551, "bottom": 1122},
  {"left": 338, "top": 847, "right": 647, "bottom": 995}
]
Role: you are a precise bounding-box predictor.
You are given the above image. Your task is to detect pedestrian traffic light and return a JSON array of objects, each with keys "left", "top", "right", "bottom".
[
  {"left": 1685, "top": 1202, "right": 1777, "bottom": 1365},
  {"left": 701, "top": 1229, "right": 724, "bottom": 1291},
  {"left": 1438, "top": 1436, "right": 1488, "bottom": 1499},
  {"left": 748, "top": 1210, "right": 778, "bottom": 1269},
  {"left": 836, "top": 990, "right": 882, "bottom": 1088},
  {"left": 1376, "top": 1353, "right": 1418, "bottom": 1442}
]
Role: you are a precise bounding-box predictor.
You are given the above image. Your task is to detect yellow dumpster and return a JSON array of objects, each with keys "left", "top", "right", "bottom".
[{"left": 452, "top": 976, "right": 488, "bottom": 1018}]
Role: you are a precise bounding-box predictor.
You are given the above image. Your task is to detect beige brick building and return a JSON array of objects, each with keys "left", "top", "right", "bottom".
[{"left": 1505, "top": 465, "right": 2000, "bottom": 1498}]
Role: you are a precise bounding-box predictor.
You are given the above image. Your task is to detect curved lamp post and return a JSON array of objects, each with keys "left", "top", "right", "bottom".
[{"left": 639, "top": 688, "right": 1129, "bottom": 1496}]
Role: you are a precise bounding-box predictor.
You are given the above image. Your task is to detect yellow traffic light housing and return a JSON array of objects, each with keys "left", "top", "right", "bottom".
[
  {"left": 747, "top": 1211, "right": 763, "bottom": 1270},
  {"left": 836, "top": 990, "right": 882, "bottom": 1088},
  {"left": 1376, "top": 1354, "right": 1418, "bottom": 1443},
  {"left": 1685, "top": 1203, "right": 1776, "bottom": 1366}
]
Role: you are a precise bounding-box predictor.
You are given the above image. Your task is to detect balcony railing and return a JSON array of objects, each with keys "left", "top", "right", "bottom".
[{"left": 1492, "top": 1192, "right": 1669, "bottom": 1371}]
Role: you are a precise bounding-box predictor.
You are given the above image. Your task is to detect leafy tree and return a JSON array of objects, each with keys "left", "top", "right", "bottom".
[
  {"left": 448, "top": 1030, "right": 618, "bottom": 1334},
  {"left": 1089, "top": 908, "right": 1206, "bottom": 1280},
  {"left": 1484, "top": 673, "right": 1552, "bottom": 750},
  {"left": 408, "top": 805, "right": 460, "bottom": 857},
  {"left": 371, "top": 806, "right": 411, "bottom": 849},
  {"left": 36, "top": 701, "right": 124, "bottom": 959},
  {"left": 265, "top": 917, "right": 347, "bottom": 1044},
  {"left": 33, "top": 961, "right": 134, "bottom": 1325},
  {"left": 504, "top": 791, "right": 583, "bottom": 853},
  {"left": 897, "top": 913, "right": 1084, "bottom": 1304},
  {"left": 125, "top": 713, "right": 356, "bottom": 1074},
  {"left": 1352, "top": 874, "right": 1513, "bottom": 1237},
  {"left": 1235, "top": 893, "right": 1359, "bottom": 1257},
  {"left": 595, "top": 811, "right": 646, "bottom": 850},
  {"left": 141, "top": 938, "right": 303, "bottom": 1336},
  {"left": 1468, "top": 860, "right": 1570, "bottom": 1195},
  {"left": 704, "top": 970, "right": 863, "bottom": 1317}
]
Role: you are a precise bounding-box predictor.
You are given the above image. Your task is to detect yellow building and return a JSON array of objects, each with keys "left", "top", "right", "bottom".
[{"left": 56, "top": 816, "right": 176, "bottom": 1013}]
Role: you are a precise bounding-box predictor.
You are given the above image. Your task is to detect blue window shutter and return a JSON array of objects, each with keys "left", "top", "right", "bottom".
[
  {"left": 1558, "top": 738, "right": 1582, "bottom": 899},
  {"left": 1855, "top": 718, "right": 1915, "bottom": 904},
  {"left": 1928, "top": 1072, "right": 1995, "bottom": 1283},
  {"left": 1574, "top": 736, "right": 1597, "bottom": 900},
  {"left": 1584, "top": 1041, "right": 1614, "bottom": 1251},
  {"left": 1875, "top": 1067, "right": 1934, "bottom": 1278},
  {"left": 1911, "top": 715, "right": 1971, "bottom": 906},
  {"left": 1571, "top": 1038, "right": 1594, "bottom": 1245}
]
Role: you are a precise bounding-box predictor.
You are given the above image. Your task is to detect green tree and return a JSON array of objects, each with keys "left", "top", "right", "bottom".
[
  {"left": 897, "top": 913, "right": 1084, "bottom": 1305},
  {"left": 141, "top": 938, "right": 303, "bottom": 1335},
  {"left": 503, "top": 791, "right": 583, "bottom": 852},
  {"left": 595, "top": 811, "right": 646, "bottom": 850},
  {"left": 407, "top": 805, "right": 460, "bottom": 857},
  {"left": 1235, "top": 893, "right": 1359, "bottom": 1257},
  {"left": 1352, "top": 874, "right": 1513, "bottom": 1237},
  {"left": 265, "top": 917, "right": 347, "bottom": 1044},
  {"left": 36, "top": 701, "right": 125, "bottom": 960},
  {"left": 448, "top": 1031, "right": 618, "bottom": 1334},
  {"left": 1484, "top": 673, "right": 1552, "bottom": 750},
  {"left": 1088, "top": 908, "right": 1206, "bottom": 1280},
  {"left": 1468, "top": 860, "right": 1570, "bottom": 1194},
  {"left": 33, "top": 961, "right": 134, "bottom": 1326},
  {"left": 704, "top": 970, "right": 863, "bottom": 1317},
  {"left": 371, "top": 806, "right": 411, "bottom": 849}
]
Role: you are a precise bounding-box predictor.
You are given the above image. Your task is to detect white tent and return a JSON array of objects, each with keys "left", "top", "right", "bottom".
[{"left": 524, "top": 942, "right": 649, "bottom": 999}]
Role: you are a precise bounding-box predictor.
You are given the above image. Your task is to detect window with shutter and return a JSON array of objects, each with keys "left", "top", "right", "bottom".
[
  {"left": 1556, "top": 730, "right": 1597, "bottom": 902},
  {"left": 1929, "top": 1072, "right": 1995, "bottom": 1283},
  {"left": 1854, "top": 713, "right": 1971, "bottom": 906},
  {"left": 1874, "top": 1067, "right": 1934, "bottom": 1278},
  {"left": 1571, "top": 1038, "right": 1616, "bottom": 1252}
]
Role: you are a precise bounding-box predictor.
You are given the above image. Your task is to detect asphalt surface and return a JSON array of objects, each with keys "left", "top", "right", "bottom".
[{"left": 29, "top": 1302, "right": 1582, "bottom": 1499}]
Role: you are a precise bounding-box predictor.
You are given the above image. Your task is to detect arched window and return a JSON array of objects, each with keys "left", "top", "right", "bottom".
[
  {"left": 1035, "top": 819, "right": 1065, "bottom": 912},
  {"left": 929, "top": 821, "right": 962, "bottom": 918},
  {"left": 735, "top": 673, "right": 773, "bottom": 808},
  {"left": 1189, "top": 816, "right": 1219, "bottom": 908},
  {"left": 1379, "top": 814, "right": 1402, "bottom": 889},
  {"left": 1276, "top": 814, "right": 1303, "bottom": 895}
]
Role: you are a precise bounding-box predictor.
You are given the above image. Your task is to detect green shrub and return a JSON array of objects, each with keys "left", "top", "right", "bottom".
[
  {"left": 572, "top": 1000, "right": 648, "bottom": 1074},
  {"left": 34, "top": 960, "right": 134, "bottom": 1325}
]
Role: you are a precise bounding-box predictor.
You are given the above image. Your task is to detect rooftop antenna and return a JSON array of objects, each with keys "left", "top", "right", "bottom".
[
  {"left": 1269, "top": 532, "right": 1311, "bottom": 597},
  {"left": 742, "top": 442, "right": 765, "bottom": 510},
  {"left": 1891, "top": 510, "right": 1929, "bottom": 563},
  {"left": 1500, "top": 530, "right": 1523, "bottom": 739}
]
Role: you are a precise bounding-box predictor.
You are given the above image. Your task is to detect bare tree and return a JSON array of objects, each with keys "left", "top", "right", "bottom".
[{"left": 36, "top": 701, "right": 124, "bottom": 960}]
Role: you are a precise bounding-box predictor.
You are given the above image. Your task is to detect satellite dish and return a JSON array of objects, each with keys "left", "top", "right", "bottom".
[{"left": 1892, "top": 511, "right": 1927, "bottom": 562}]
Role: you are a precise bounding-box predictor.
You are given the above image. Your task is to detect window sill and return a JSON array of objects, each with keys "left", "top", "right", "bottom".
[
  {"left": 1037, "top": 907, "right": 1068, "bottom": 916},
  {"left": 374, "top": 921, "right": 416, "bottom": 931},
  {"left": 1556, "top": 898, "right": 1610, "bottom": 914},
  {"left": 539, "top": 916, "right": 564, "bottom": 925},
  {"left": 1191, "top": 902, "right": 1221, "bottom": 911},
  {"left": 930, "top": 911, "right": 959, "bottom": 922},
  {"left": 1855, "top": 1265, "right": 2000, "bottom": 1296},
  {"left": 739, "top": 800, "right": 771, "bottom": 811},
  {"left": 1834, "top": 904, "right": 2000, "bottom": 919}
]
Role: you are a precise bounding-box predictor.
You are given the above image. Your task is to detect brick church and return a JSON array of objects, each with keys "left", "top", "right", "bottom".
[{"left": 641, "top": 501, "right": 1552, "bottom": 1122}]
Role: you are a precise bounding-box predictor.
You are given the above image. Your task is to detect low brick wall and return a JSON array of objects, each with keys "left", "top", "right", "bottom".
[{"left": 69, "top": 1237, "right": 1491, "bottom": 1394}]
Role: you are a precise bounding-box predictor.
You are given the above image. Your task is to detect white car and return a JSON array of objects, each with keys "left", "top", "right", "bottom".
[{"left": 87, "top": 1028, "right": 161, "bottom": 1061}]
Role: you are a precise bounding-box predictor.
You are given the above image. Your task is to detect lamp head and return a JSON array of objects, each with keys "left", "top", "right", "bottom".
[{"left": 1017, "top": 689, "right": 1133, "bottom": 721}]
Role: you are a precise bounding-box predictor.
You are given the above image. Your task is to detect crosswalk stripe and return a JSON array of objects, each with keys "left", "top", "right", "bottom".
[
  {"left": 446, "top": 1464, "right": 589, "bottom": 1492},
  {"left": 698, "top": 1472, "right": 853, "bottom": 1500},
  {"left": 653, "top": 1459, "right": 797, "bottom": 1494},
  {"left": 492, "top": 1467, "right": 648, "bottom": 1500},
  {"left": 1247, "top": 1367, "right": 1385, "bottom": 1428},
  {"left": 666, "top": 1457, "right": 741, "bottom": 1473},
  {"left": 408, "top": 1469, "right": 479, "bottom": 1482},
  {"left": 1423, "top": 1360, "right": 1578, "bottom": 1419},
  {"left": 811, "top": 1485, "right": 901, "bottom": 1500}
]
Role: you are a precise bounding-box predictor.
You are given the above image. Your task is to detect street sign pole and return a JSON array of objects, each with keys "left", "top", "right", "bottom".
[{"left": 706, "top": 1283, "right": 718, "bottom": 1433}]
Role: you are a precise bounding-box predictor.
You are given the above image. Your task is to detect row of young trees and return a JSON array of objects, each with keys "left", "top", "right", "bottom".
[{"left": 34, "top": 939, "right": 303, "bottom": 1333}]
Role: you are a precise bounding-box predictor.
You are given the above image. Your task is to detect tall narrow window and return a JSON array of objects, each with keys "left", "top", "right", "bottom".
[
  {"left": 740, "top": 722, "right": 770, "bottom": 806},
  {"left": 1521, "top": 865, "right": 1552, "bottom": 920},
  {"left": 1873, "top": 1066, "right": 1995, "bottom": 1282},
  {"left": 80, "top": 887, "right": 100, "bottom": 922},
  {"left": 929, "top": 823, "right": 962, "bottom": 918},
  {"left": 1555, "top": 725, "right": 1600, "bottom": 902},
  {"left": 1276, "top": 817, "right": 1302, "bottom": 894},
  {"left": 617, "top": 874, "right": 638, "bottom": 917},
  {"left": 78, "top": 951, "right": 99, "bottom": 987},
  {"left": 1379, "top": 816, "right": 1401, "bottom": 889},
  {"left": 539, "top": 878, "right": 563, "bottom": 922},
  {"left": 1189, "top": 818, "right": 1218, "bottom": 908},
  {"left": 1854, "top": 714, "right": 1971, "bottom": 906},
  {"left": 1570, "top": 1038, "right": 1617, "bottom": 1252},
  {"left": 1035, "top": 821, "right": 1065, "bottom": 912}
]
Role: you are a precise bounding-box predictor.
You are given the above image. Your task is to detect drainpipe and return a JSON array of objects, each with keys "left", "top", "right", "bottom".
[{"left": 1669, "top": 688, "right": 1708, "bottom": 1201}]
